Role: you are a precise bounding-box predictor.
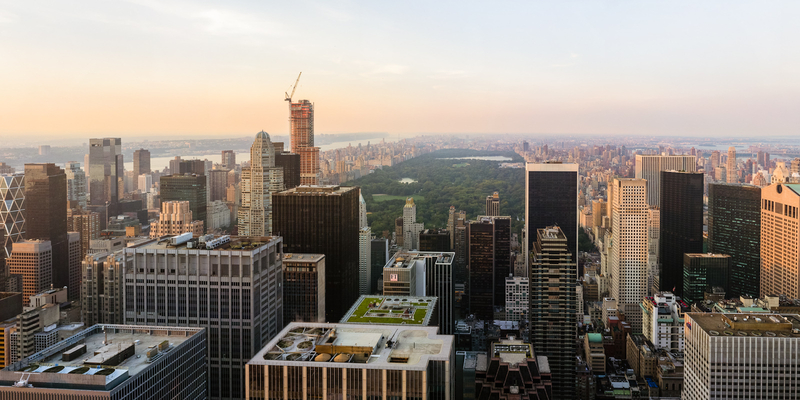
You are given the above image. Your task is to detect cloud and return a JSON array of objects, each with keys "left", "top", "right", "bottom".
[{"left": 0, "top": 10, "right": 18, "bottom": 24}]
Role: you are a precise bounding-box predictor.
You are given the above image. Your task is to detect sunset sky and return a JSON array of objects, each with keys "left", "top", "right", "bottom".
[{"left": 1, "top": 1, "right": 799, "bottom": 140}]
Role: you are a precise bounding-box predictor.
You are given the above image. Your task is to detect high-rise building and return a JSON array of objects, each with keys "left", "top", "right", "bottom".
[
  {"left": 402, "top": 197, "right": 425, "bottom": 250},
  {"left": 726, "top": 146, "right": 737, "bottom": 183},
  {"left": 273, "top": 185, "right": 359, "bottom": 321},
  {"left": 137, "top": 173, "right": 153, "bottom": 193},
  {"left": 683, "top": 313, "right": 800, "bottom": 400},
  {"left": 0, "top": 324, "right": 207, "bottom": 400},
  {"left": 132, "top": 148, "right": 150, "bottom": 192},
  {"left": 282, "top": 253, "right": 325, "bottom": 324},
  {"left": 419, "top": 229, "right": 450, "bottom": 251},
  {"left": 474, "top": 337, "right": 553, "bottom": 399},
  {"left": 647, "top": 208, "right": 660, "bottom": 295},
  {"left": 659, "top": 170, "right": 704, "bottom": 296},
  {"left": 682, "top": 253, "right": 731, "bottom": 302},
  {"left": 358, "top": 193, "right": 372, "bottom": 295},
  {"left": 67, "top": 231, "right": 80, "bottom": 300},
  {"left": 67, "top": 208, "right": 99, "bottom": 258},
  {"left": 453, "top": 214, "right": 468, "bottom": 285},
  {"left": 159, "top": 174, "right": 207, "bottom": 230},
  {"left": 710, "top": 150, "right": 721, "bottom": 172},
  {"left": 641, "top": 292, "right": 687, "bottom": 353},
  {"left": 149, "top": 201, "right": 204, "bottom": 238},
  {"left": 529, "top": 226, "right": 576, "bottom": 400},
  {"left": 238, "top": 131, "right": 284, "bottom": 236},
  {"left": 610, "top": 178, "right": 649, "bottom": 333},
  {"left": 6, "top": 240, "right": 52, "bottom": 305},
  {"left": 24, "top": 163, "right": 68, "bottom": 292},
  {"left": 274, "top": 149, "right": 301, "bottom": 189},
  {"left": 760, "top": 183, "right": 800, "bottom": 297},
  {"left": 485, "top": 191, "right": 500, "bottom": 216},
  {"left": 370, "top": 238, "right": 388, "bottom": 293},
  {"left": 208, "top": 169, "right": 230, "bottom": 202},
  {"left": 64, "top": 161, "right": 87, "bottom": 209},
  {"left": 505, "top": 275, "right": 529, "bottom": 322},
  {"left": 0, "top": 173, "right": 25, "bottom": 275},
  {"left": 635, "top": 155, "right": 697, "bottom": 207},
  {"left": 525, "top": 162, "right": 578, "bottom": 267},
  {"left": 290, "top": 99, "right": 320, "bottom": 185},
  {"left": 124, "top": 235, "right": 283, "bottom": 400},
  {"left": 88, "top": 138, "right": 123, "bottom": 206},
  {"left": 81, "top": 251, "right": 124, "bottom": 326},
  {"left": 221, "top": 150, "right": 236, "bottom": 170},
  {"left": 467, "top": 216, "right": 511, "bottom": 320},
  {"left": 246, "top": 323, "right": 454, "bottom": 399}
]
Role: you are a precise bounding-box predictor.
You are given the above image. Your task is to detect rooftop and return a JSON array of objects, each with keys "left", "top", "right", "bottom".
[
  {"left": 284, "top": 253, "right": 325, "bottom": 263},
  {"left": 687, "top": 313, "right": 800, "bottom": 338},
  {"left": 341, "top": 295, "right": 436, "bottom": 326},
  {"left": 385, "top": 251, "right": 455, "bottom": 270},
  {"left": 248, "top": 322, "right": 452, "bottom": 371},
  {"left": 275, "top": 185, "right": 356, "bottom": 195},
  {"left": 126, "top": 234, "right": 279, "bottom": 252},
  {"left": 0, "top": 324, "right": 203, "bottom": 391}
]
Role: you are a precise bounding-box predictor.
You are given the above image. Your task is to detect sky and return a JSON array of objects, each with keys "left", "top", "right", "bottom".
[{"left": 1, "top": 1, "right": 799, "bottom": 140}]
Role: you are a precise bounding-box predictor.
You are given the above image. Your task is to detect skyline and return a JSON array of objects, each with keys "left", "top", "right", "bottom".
[{"left": 2, "top": 1, "right": 800, "bottom": 139}]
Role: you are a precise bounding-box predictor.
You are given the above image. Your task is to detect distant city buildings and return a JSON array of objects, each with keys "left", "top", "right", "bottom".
[
  {"left": 88, "top": 138, "right": 123, "bottom": 207},
  {"left": 64, "top": 161, "right": 87, "bottom": 209},
  {"left": 132, "top": 148, "right": 150, "bottom": 191}
]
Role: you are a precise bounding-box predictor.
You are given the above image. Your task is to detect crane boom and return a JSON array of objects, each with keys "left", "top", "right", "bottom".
[{"left": 285, "top": 72, "right": 302, "bottom": 102}]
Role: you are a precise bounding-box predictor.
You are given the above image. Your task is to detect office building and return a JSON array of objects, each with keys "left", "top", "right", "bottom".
[
  {"left": 641, "top": 292, "right": 687, "bottom": 352},
  {"left": 67, "top": 208, "right": 100, "bottom": 258},
  {"left": 525, "top": 162, "right": 578, "bottom": 268},
  {"left": 65, "top": 161, "right": 87, "bottom": 209},
  {"left": 708, "top": 183, "right": 761, "bottom": 297},
  {"left": 246, "top": 322, "right": 454, "bottom": 400},
  {"left": 683, "top": 253, "right": 731, "bottom": 303},
  {"left": 529, "top": 226, "right": 576, "bottom": 400},
  {"left": 357, "top": 193, "right": 371, "bottom": 295},
  {"left": 222, "top": 150, "right": 236, "bottom": 170},
  {"left": 584, "top": 333, "right": 606, "bottom": 374},
  {"left": 282, "top": 253, "right": 325, "bottom": 324},
  {"left": 176, "top": 159, "right": 207, "bottom": 176},
  {"left": 635, "top": 155, "right": 697, "bottom": 207},
  {"left": 290, "top": 99, "right": 320, "bottom": 185},
  {"left": 138, "top": 173, "right": 153, "bottom": 194},
  {"left": 238, "top": 131, "right": 284, "bottom": 236},
  {"left": 88, "top": 138, "right": 123, "bottom": 206},
  {"left": 68, "top": 232, "right": 80, "bottom": 300},
  {"left": 159, "top": 174, "right": 207, "bottom": 230},
  {"left": 6, "top": 240, "right": 51, "bottom": 305},
  {"left": 419, "top": 229, "right": 450, "bottom": 252},
  {"left": 0, "top": 173, "right": 25, "bottom": 274},
  {"left": 81, "top": 251, "right": 125, "bottom": 326},
  {"left": 370, "top": 238, "right": 388, "bottom": 294},
  {"left": 659, "top": 171, "right": 704, "bottom": 296},
  {"left": 505, "top": 275, "right": 529, "bottom": 322},
  {"left": 610, "top": 179, "right": 649, "bottom": 333},
  {"left": 485, "top": 191, "right": 500, "bottom": 216},
  {"left": 149, "top": 201, "right": 204, "bottom": 238},
  {"left": 726, "top": 146, "right": 737, "bottom": 183},
  {"left": 683, "top": 313, "right": 800, "bottom": 400},
  {"left": 131, "top": 148, "right": 150, "bottom": 192},
  {"left": 275, "top": 149, "right": 301, "bottom": 189},
  {"left": 24, "top": 163, "right": 68, "bottom": 293},
  {"left": 761, "top": 183, "right": 800, "bottom": 297},
  {"left": 273, "top": 185, "right": 359, "bottom": 321},
  {"left": 382, "top": 251, "right": 455, "bottom": 334},
  {"left": 124, "top": 234, "right": 283, "bottom": 400},
  {"left": 648, "top": 207, "right": 660, "bottom": 295},
  {"left": 467, "top": 216, "right": 511, "bottom": 320},
  {"left": 207, "top": 200, "right": 231, "bottom": 231},
  {"left": 0, "top": 324, "right": 206, "bottom": 400},
  {"left": 402, "top": 197, "right": 425, "bottom": 250},
  {"left": 474, "top": 337, "right": 553, "bottom": 399},
  {"left": 208, "top": 169, "right": 230, "bottom": 202}
]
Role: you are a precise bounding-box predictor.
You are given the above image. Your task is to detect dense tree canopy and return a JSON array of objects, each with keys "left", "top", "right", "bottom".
[{"left": 346, "top": 149, "right": 526, "bottom": 237}]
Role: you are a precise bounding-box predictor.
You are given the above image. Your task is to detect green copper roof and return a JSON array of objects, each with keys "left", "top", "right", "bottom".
[
  {"left": 785, "top": 184, "right": 800, "bottom": 195},
  {"left": 587, "top": 333, "right": 603, "bottom": 343}
]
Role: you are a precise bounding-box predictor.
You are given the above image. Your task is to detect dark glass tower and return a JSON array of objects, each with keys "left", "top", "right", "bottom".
[
  {"left": 275, "top": 151, "right": 301, "bottom": 190},
  {"left": 88, "top": 138, "right": 122, "bottom": 207},
  {"left": 419, "top": 229, "right": 450, "bottom": 252},
  {"left": 659, "top": 170, "right": 704, "bottom": 296},
  {"left": 24, "top": 164, "right": 68, "bottom": 292},
  {"left": 529, "top": 226, "right": 576, "bottom": 400},
  {"left": 132, "top": 148, "right": 150, "bottom": 191},
  {"left": 467, "top": 217, "right": 511, "bottom": 320},
  {"left": 272, "top": 185, "right": 360, "bottom": 321},
  {"left": 370, "top": 238, "right": 388, "bottom": 293},
  {"left": 525, "top": 163, "right": 578, "bottom": 269},
  {"left": 160, "top": 174, "right": 208, "bottom": 230},
  {"left": 708, "top": 183, "right": 761, "bottom": 297},
  {"left": 683, "top": 253, "right": 731, "bottom": 302}
]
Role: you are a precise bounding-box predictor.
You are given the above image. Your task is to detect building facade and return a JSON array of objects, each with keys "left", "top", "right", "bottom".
[
  {"left": 634, "top": 155, "right": 697, "bottom": 207},
  {"left": 659, "top": 170, "right": 704, "bottom": 296},
  {"left": 88, "top": 138, "right": 123, "bottom": 207},
  {"left": 0, "top": 173, "right": 25, "bottom": 274},
  {"left": 149, "top": 201, "right": 204, "bottom": 238},
  {"left": 238, "top": 131, "right": 284, "bottom": 236},
  {"left": 7, "top": 240, "right": 52, "bottom": 305},
  {"left": 760, "top": 183, "right": 800, "bottom": 297},
  {"left": 683, "top": 253, "right": 731, "bottom": 302},
  {"left": 81, "top": 251, "right": 125, "bottom": 326},
  {"left": 159, "top": 174, "right": 207, "bottom": 230},
  {"left": 24, "top": 163, "right": 68, "bottom": 294},
  {"left": 132, "top": 148, "right": 151, "bottom": 192},
  {"left": 641, "top": 292, "right": 687, "bottom": 352},
  {"left": 290, "top": 99, "right": 320, "bottom": 185},
  {"left": 525, "top": 162, "right": 578, "bottom": 270},
  {"left": 505, "top": 275, "right": 529, "bottom": 322},
  {"left": 282, "top": 253, "right": 325, "bottom": 324},
  {"left": 467, "top": 216, "right": 511, "bottom": 321},
  {"left": 485, "top": 191, "right": 500, "bottom": 216},
  {"left": 65, "top": 161, "right": 87, "bottom": 209},
  {"left": 402, "top": 197, "right": 425, "bottom": 250}
]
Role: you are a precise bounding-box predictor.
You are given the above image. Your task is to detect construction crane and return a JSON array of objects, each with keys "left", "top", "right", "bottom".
[{"left": 284, "top": 72, "right": 302, "bottom": 103}]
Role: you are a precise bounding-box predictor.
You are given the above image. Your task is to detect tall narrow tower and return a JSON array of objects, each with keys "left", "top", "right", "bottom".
[
  {"left": 290, "top": 100, "right": 320, "bottom": 185},
  {"left": 485, "top": 191, "right": 500, "bottom": 216},
  {"left": 238, "top": 131, "right": 284, "bottom": 236},
  {"left": 727, "top": 146, "right": 737, "bottom": 183}
]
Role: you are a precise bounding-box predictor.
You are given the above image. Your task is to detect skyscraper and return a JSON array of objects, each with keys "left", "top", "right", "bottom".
[
  {"left": 682, "top": 253, "right": 731, "bottom": 302},
  {"left": 659, "top": 170, "right": 704, "bottom": 296},
  {"left": 525, "top": 162, "right": 578, "bottom": 266},
  {"left": 358, "top": 193, "right": 372, "bottom": 295},
  {"left": 274, "top": 148, "right": 301, "bottom": 189},
  {"left": 610, "top": 178, "right": 649, "bottom": 333},
  {"left": 282, "top": 253, "right": 325, "bottom": 323},
  {"left": 131, "top": 148, "right": 150, "bottom": 192},
  {"left": 467, "top": 216, "right": 511, "bottom": 320},
  {"left": 273, "top": 185, "right": 360, "bottom": 321},
  {"left": 402, "top": 197, "right": 425, "bottom": 250},
  {"left": 221, "top": 150, "right": 236, "bottom": 170},
  {"left": 529, "top": 226, "right": 576, "bottom": 400},
  {"left": 726, "top": 146, "right": 737, "bottom": 183},
  {"left": 24, "top": 164, "right": 68, "bottom": 293},
  {"left": 67, "top": 208, "right": 99, "bottom": 258},
  {"left": 64, "top": 161, "right": 86, "bottom": 209},
  {"left": 238, "top": 131, "right": 284, "bottom": 236},
  {"left": 634, "top": 155, "right": 697, "bottom": 207},
  {"left": 7, "top": 240, "right": 52, "bottom": 305},
  {"left": 485, "top": 191, "right": 500, "bottom": 216},
  {"left": 207, "top": 169, "right": 228, "bottom": 202},
  {"left": 160, "top": 174, "right": 207, "bottom": 231},
  {"left": 81, "top": 250, "right": 124, "bottom": 326},
  {"left": 149, "top": 201, "right": 204, "bottom": 238},
  {"left": 370, "top": 237, "right": 388, "bottom": 293},
  {"left": 88, "top": 138, "right": 123, "bottom": 206},
  {"left": 707, "top": 183, "right": 761, "bottom": 297},
  {"left": 0, "top": 173, "right": 25, "bottom": 274},
  {"left": 290, "top": 99, "right": 320, "bottom": 185},
  {"left": 419, "top": 229, "right": 450, "bottom": 251},
  {"left": 760, "top": 183, "right": 800, "bottom": 297}
]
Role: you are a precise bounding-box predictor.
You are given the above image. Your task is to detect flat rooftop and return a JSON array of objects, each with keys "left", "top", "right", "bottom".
[
  {"left": 385, "top": 251, "right": 455, "bottom": 270},
  {"left": 276, "top": 185, "right": 356, "bottom": 195},
  {"left": 284, "top": 253, "right": 325, "bottom": 263},
  {"left": 249, "top": 322, "right": 453, "bottom": 371},
  {"left": 127, "top": 235, "right": 279, "bottom": 252},
  {"left": 688, "top": 313, "right": 800, "bottom": 337},
  {"left": 341, "top": 295, "right": 437, "bottom": 326}
]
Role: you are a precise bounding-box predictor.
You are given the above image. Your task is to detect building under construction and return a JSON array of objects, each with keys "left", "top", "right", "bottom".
[{"left": 290, "top": 99, "right": 320, "bottom": 185}]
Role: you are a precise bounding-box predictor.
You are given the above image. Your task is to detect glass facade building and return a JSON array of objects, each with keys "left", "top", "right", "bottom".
[
  {"left": 682, "top": 253, "right": 731, "bottom": 302},
  {"left": 467, "top": 216, "right": 511, "bottom": 321},
  {"left": 159, "top": 174, "right": 208, "bottom": 230},
  {"left": 659, "top": 171, "right": 704, "bottom": 297},
  {"left": 24, "top": 164, "right": 68, "bottom": 293}
]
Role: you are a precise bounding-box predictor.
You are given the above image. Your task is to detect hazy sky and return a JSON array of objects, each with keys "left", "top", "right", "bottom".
[{"left": 1, "top": 1, "right": 799, "bottom": 139}]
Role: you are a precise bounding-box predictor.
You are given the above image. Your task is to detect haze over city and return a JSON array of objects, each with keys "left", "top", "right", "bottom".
[{"left": 2, "top": 1, "right": 800, "bottom": 140}]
